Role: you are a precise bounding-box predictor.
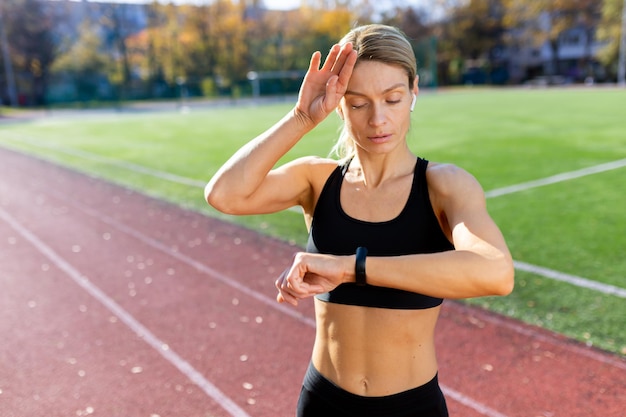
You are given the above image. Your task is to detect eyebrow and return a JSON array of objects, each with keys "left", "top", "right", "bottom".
[{"left": 345, "top": 83, "right": 408, "bottom": 97}]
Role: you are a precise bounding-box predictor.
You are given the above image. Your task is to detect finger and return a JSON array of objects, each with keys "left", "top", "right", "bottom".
[
  {"left": 308, "top": 50, "right": 322, "bottom": 72},
  {"left": 321, "top": 75, "right": 339, "bottom": 111},
  {"left": 295, "top": 284, "right": 324, "bottom": 299},
  {"left": 320, "top": 44, "right": 341, "bottom": 73},
  {"left": 301, "top": 52, "right": 322, "bottom": 88},
  {"left": 304, "top": 283, "right": 326, "bottom": 295},
  {"left": 277, "top": 289, "right": 298, "bottom": 306},
  {"left": 283, "top": 273, "right": 301, "bottom": 294},
  {"left": 275, "top": 272, "right": 286, "bottom": 293},
  {"left": 276, "top": 267, "right": 300, "bottom": 305},
  {"left": 285, "top": 263, "right": 318, "bottom": 297},
  {"left": 336, "top": 49, "right": 358, "bottom": 89},
  {"left": 329, "top": 42, "right": 354, "bottom": 75}
]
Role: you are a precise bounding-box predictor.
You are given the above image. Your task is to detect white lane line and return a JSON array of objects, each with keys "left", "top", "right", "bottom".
[
  {"left": 515, "top": 261, "right": 626, "bottom": 299},
  {"left": 441, "top": 386, "right": 509, "bottom": 417},
  {"left": 0, "top": 207, "right": 252, "bottom": 417},
  {"left": 60, "top": 193, "right": 316, "bottom": 329},
  {"left": 7, "top": 134, "right": 625, "bottom": 200},
  {"left": 1, "top": 134, "right": 205, "bottom": 187},
  {"left": 485, "top": 158, "right": 626, "bottom": 198}
]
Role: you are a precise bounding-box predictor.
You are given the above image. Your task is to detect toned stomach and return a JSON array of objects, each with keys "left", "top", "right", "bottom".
[{"left": 311, "top": 298, "right": 441, "bottom": 397}]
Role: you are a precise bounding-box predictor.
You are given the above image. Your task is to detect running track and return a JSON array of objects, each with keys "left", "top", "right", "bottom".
[{"left": 0, "top": 147, "right": 624, "bottom": 417}]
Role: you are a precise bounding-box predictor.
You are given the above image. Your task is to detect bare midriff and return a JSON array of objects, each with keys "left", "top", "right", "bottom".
[{"left": 311, "top": 298, "right": 441, "bottom": 397}]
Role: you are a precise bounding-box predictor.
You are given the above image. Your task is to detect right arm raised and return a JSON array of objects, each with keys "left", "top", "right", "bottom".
[
  {"left": 205, "top": 43, "right": 357, "bottom": 216},
  {"left": 204, "top": 111, "right": 315, "bottom": 215}
]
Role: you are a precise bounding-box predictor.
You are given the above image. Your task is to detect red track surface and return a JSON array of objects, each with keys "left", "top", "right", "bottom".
[{"left": 1, "top": 146, "right": 624, "bottom": 417}]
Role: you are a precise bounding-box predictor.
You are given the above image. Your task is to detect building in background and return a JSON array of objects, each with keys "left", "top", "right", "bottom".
[{"left": 506, "top": 11, "right": 608, "bottom": 85}]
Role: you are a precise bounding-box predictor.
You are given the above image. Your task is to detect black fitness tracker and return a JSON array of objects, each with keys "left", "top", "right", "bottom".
[{"left": 355, "top": 246, "right": 368, "bottom": 286}]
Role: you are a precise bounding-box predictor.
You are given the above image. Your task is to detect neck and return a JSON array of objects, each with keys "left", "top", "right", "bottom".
[{"left": 351, "top": 150, "right": 417, "bottom": 188}]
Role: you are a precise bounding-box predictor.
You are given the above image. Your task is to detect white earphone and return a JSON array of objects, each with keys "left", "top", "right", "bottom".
[{"left": 410, "top": 94, "right": 417, "bottom": 112}]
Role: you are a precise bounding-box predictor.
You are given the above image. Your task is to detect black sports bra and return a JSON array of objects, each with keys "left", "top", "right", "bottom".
[{"left": 306, "top": 158, "right": 454, "bottom": 309}]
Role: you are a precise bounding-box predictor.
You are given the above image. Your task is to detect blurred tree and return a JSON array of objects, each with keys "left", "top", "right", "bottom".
[
  {"left": 450, "top": 0, "right": 503, "bottom": 60},
  {"left": 0, "top": 3, "right": 18, "bottom": 106},
  {"left": 208, "top": 0, "right": 249, "bottom": 95},
  {"left": 123, "top": 2, "right": 174, "bottom": 98},
  {"left": 311, "top": 7, "right": 354, "bottom": 42},
  {"left": 433, "top": 0, "right": 505, "bottom": 84},
  {"left": 1, "top": 0, "right": 56, "bottom": 105},
  {"left": 148, "top": 3, "right": 186, "bottom": 90},
  {"left": 381, "top": 5, "right": 432, "bottom": 40},
  {"left": 248, "top": 9, "right": 299, "bottom": 71},
  {"left": 242, "top": 4, "right": 355, "bottom": 95},
  {"left": 596, "top": 0, "right": 624, "bottom": 79},
  {"left": 182, "top": 4, "right": 218, "bottom": 95},
  {"left": 13, "top": 0, "right": 560, "bottom": 103},
  {"left": 137, "top": 0, "right": 249, "bottom": 97},
  {"left": 301, "top": 5, "right": 355, "bottom": 65},
  {"left": 381, "top": 5, "right": 438, "bottom": 86},
  {"left": 100, "top": 3, "right": 136, "bottom": 101},
  {"left": 51, "top": 22, "right": 110, "bottom": 104}
]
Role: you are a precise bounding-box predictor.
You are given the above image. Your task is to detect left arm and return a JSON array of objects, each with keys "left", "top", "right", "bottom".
[
  {"left": 366, "top": 164, "right": 514, "bottom": 298},
  {"left": 277, "top": 164, "right": 514, "bottom": 305}
]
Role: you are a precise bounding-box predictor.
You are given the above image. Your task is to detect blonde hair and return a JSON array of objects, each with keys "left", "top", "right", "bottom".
[{"left": 331, "top": 24, "right": 418, "bottom": 161}]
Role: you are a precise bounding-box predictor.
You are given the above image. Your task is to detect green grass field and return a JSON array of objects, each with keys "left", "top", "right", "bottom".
[{"left": 1, "top": 87, "right": 625, "bottom": 355}]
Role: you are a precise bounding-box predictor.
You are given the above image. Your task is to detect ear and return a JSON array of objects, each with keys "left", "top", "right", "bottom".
[{"left": 410, "top": 75, "right": 420, "bottom": 112}]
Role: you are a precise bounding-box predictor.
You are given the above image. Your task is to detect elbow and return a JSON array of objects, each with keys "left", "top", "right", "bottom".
[
  {"left": 204, "top": 183, "right": 221, "bottom": 211},
  {"left": 490, "top": 256, "right": 515, "bottom": 296},
  {"left": 204, "top": 180, "right": 236, "bottom": 214}
]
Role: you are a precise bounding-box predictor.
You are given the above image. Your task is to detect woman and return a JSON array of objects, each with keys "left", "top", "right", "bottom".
[{"left": 205, "top": 24, "right": 514, "bottom": 417}]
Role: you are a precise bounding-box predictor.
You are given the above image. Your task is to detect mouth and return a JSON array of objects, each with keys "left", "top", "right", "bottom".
[{"left": 368, "top": 133, "right": 392, "bottom": 144}]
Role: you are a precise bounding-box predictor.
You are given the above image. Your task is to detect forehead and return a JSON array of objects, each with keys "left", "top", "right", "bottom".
[{"left": 346, "top": 60, "right": 409, "bottom": 95}]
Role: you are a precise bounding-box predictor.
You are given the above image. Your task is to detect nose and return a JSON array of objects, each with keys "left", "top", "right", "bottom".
[{"left": 368, "top": 103, "right": 387, "bottom": 127}]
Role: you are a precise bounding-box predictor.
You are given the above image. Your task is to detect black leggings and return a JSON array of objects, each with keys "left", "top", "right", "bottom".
[{"left": 296, "top": 362, "right": 449, "bottom": 417}]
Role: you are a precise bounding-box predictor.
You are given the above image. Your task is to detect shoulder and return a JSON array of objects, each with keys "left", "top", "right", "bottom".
[
  {"left": 425, "top": 162, "right": 486, "bottom": 210},
  {"left": 280, "top": 156, "right": 340, "bottom": 211},
  {"left": 426, "top": 161, "right": 479, "bottom": 186},
  {"left": 303, "top": 156, "right": 341, "bottom": 192},
  {"left": 281, "top": 156, "right": 339, "bottom": 179},
  {"left": 273, "top": 155, "right": 340, "bottom": 195}
]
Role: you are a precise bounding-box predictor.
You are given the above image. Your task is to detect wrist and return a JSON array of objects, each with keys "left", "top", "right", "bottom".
[{"left": 290, "top": 107, "right": 317, "bottom": 133}]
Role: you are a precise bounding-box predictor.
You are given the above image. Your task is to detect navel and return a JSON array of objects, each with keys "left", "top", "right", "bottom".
[{"left": 359, "top": 377, "right": 370, "bottom": 394}]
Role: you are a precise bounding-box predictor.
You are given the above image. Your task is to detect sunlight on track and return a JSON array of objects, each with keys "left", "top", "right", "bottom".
[
  {"left": 3, "top": 177, "right": 511, "bottom": 417},
  {"left": 0, "top": 206, "right": 253, "bottom": 417}
]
